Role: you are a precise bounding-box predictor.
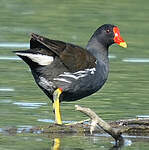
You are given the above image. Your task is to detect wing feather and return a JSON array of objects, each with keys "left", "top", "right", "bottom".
[{"left": 30, "top": 33, "right": 96, "bottom": 72}]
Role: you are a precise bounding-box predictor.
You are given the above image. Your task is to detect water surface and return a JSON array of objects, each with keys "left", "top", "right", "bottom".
[{"left": 0, "top": 0, "right": 149, "bottom": 149}]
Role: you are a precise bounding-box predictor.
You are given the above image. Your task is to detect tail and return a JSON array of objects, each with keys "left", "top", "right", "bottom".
[
  {"left": 14, "top": 49, "right": 54, "bottom": 67},
  {"left": 13, "top": 49, "right": 40, "bottom": 68}
]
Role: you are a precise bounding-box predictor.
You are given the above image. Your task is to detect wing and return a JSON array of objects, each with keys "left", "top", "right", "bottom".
[
  {"left": 30, "top": 33, "right": 66, "bottom": 56},
  {"left": 30, "top": 33, "right": 96, "bottom": 72}
]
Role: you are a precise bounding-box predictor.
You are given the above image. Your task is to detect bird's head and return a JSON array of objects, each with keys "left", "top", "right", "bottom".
[{"left": 92, "top": 24, "right": 127, "bottom": 49}]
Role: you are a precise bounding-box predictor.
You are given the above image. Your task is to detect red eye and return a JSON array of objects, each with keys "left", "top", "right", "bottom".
[{"left": 106, "top": 29, "right": 110, "bottom": 33}]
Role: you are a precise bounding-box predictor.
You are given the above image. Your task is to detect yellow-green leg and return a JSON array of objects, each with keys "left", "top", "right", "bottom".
[{"left": 53, "top": 88, "right": 62, "bottom": 125}]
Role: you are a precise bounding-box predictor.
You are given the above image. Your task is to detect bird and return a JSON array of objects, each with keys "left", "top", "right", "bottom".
[{"left": 14, "top": 24, "right": 127, "bottom": 125}]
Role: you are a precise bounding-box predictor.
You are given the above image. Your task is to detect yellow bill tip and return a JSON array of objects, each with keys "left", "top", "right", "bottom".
[{"left": 119, "top": 42, "right": 127, "bottom": 48}]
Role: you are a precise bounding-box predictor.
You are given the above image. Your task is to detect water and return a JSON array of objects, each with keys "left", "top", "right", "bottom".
[{"left": 0, "top": 0, "right": 149, "bottom": 149}]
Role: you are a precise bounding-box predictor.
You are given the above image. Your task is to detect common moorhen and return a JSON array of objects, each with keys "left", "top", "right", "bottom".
[{"left": 14, "top": 24, "right": 127, "bottom": 124}]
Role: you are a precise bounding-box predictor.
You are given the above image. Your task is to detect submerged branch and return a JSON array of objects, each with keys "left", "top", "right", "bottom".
[
  {"left": 75, "top": 105, "right": 123, "bottom": 143},
  {"left": 4, "top": 105, "right": 149, "bottom": 142}
]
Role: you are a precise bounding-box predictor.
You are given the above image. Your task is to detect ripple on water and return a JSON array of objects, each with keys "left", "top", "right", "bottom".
[
  {"left": 0, "top": 128, "right": 3, "bottom": 133},
  {"left": 0, "top": 125, "right": 42, "bottom": 134},
  {"left": 110, "top": 139, "right": 132, "bottom": 146},
  {"left": 0, "top": 88, "right": 14, "bottom": 92},
  {"left": 13, "top": 102, "right": 46, "bottom": 109},
  {"left": 17, "top": 125, "right": 33, "bottom": 133},
  {"left": 109, "top": 54, "right": 116, "bottom": 59},
  {"left": 0, "top": 99, "right": 12, "bottom": 103},
  {"left": 37, "top": 118, "right": 75, "bottom": 124},
  {"left": 0, "top": 43, "right": 29, "bottom": 48},
  {"left": 136, "top": 115, "right": 149, "bottom": 119},
  {"left": 0, "top": 54, "right": 116, "bottom": 61},
  {"left": 17, "top": 125, "right": 42, "bottom": 134},
  {"left": 123, "top": 58, "right": 149, "bottom": 63},
  {"left": 0, "top": 56, "right": 21, "bottom": 60}
]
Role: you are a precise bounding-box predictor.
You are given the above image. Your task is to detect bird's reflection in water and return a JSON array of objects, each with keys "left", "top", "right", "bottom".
[
  {"left": 109, "top": 144, "right": 124, "bottom": 150},
  {"left": 51, "top": 137, "right": 124, "bottom": 150},
  {"left": 52, "top": 138, "right": 84, "bottom": 150},
  {"left": 52, "top": 138, "right": 61, "bottom": 150}
]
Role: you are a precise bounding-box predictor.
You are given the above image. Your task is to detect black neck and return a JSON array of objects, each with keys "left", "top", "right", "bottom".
[{"left": 86, "top": 37, "right": 109, "bottom": 64}]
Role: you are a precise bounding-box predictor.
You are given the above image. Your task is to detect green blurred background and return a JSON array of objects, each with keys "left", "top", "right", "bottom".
[{"left": 0, "top": 0, "right": 149, "bottom": 149}]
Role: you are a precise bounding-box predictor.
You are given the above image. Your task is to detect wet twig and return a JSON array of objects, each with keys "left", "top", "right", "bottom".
[{"left": 75, "top": 105, "right": 123, "bottom": 144}]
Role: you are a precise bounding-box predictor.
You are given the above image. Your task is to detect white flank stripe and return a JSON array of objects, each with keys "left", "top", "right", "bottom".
[
  {"left": 73, "top": 70, "right": 86, "bottom": 74},
  {"left": 16, "top": 53, "right": 54, "bottom": 65},
  {"left": 86, "top": 68, "right": 96, "bottom": 74},
  {"left": 59, "top": 73, "right": 87, "bottom": 80},
  {"left": 39, "top": 77, "right": 51, "bottom": 86},
  {"left": 53, "top": 78, "right": 72, "bottom": 83},
  {"left": 59, "top": 67, "right": 96, "bottom": 80}
]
